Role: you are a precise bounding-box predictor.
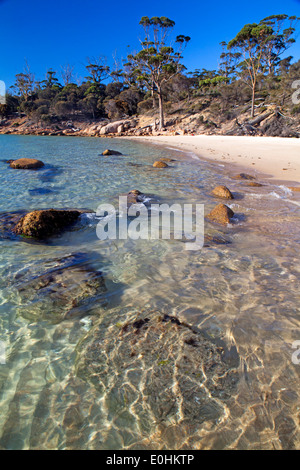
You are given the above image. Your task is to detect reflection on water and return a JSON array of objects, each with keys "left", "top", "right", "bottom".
[{"left": 0, "top": 135, "right": 299, "bottom": 449}]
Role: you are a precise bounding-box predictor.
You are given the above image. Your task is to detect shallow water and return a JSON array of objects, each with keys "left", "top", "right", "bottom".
[{"left": 0, "top": 135, "right": 299, "bottom": 450}]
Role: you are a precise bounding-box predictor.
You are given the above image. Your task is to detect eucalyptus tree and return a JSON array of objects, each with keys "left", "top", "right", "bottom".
[
  {"left": 228, "top": 22, "right": 275, "bottom": 118},
  {"left": 84, "top": 58, "right": 110, "bottom": 119},
  {"left": 228, "top": 16, "right": 299, "bottom": 118},
  {"left": 85, "top": 57, "right": 110, "bottom": 84},
  {"left": 259, "top": 15, "right": 299, "bottom": 74},
  {"left": 219, "top": 42, "right": 241, "bottom": 79},
  {"left": 39, "top": 69, "right": 61, "bottom": 90},
  {"left": 13, "top": 60, "right": 35, "bottom": 101},
  {"left": 60, "top": 63, "right": 75, "bottom": 86},
  {"left": 126, "top": 16, "right": 190, "bottom": 129}
]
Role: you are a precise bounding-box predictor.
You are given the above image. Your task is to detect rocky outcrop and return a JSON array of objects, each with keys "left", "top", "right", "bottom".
[
  {"left": 99, "top": 120, "right": 131, "bottom": 135},
  {"left": 10, "top": 158, "right": 44, "bottom": 170},
  {"left": 211, "top": 185, "right": 234, "bottom": 199},
  {"left": 153, "top": 161, "right": 168, "bottom": 168},
  {"left": 101, "top": 149, "right": 123, "bottom": 156},
  {"left": 206, "top": 204, "right": 234, "bottom": 225},
  {"left": 14, "top": 209, "right": 84, "bottom": 239}
]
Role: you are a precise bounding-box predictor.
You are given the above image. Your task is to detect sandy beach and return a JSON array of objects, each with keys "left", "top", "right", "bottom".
[{"left": 130, "top": 135, "right": 300, "bottom": 184}]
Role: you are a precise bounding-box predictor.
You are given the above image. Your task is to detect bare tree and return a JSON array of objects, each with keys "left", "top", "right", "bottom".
[{"left": 60, "top": 63, "right": 75, "bottom": 86}]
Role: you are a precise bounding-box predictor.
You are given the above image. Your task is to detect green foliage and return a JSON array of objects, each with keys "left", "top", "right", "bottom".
[
  {"left": 198, "top": 76, "right": 229, "bottom": 89},
  {"left": 3, "top": 12, "right": 299, "bottom": 132}
]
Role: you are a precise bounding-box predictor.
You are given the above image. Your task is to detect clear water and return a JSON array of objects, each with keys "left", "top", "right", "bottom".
[{"left": 0, "top": 135, "right": 300, "bottom": 450}]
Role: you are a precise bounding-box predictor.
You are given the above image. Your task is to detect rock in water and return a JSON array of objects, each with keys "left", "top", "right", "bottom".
[
  {"left": 153, "top": 161, "right": 168, "bottom": 168},
  {"left": 14, "top": 253, "right": 107, "bottom": 323},
  {"left": 9, "top": 158, "right": 45, "bottom": 169},
  {"left": 128, "top": 189, "right": 141, "bottom": 196},
  {"left": 29, "top": 188, "right": 53, "bottom": 195},
  {"left": 127, "top": 189, "right": 144, "bottom": 206},
  {"left": 206, "top": 204, "right": 234, "bottom": 225},
  {"left": 14, "top": 209, "right": 83, "bottom": 239},
  {"left": 102, "top": 149, "right": 123, "bottom": 156},
  {"left": 211, "top": 185, "right": 234, "bottom": 199},
  {"left": 232, "top": 173, "right": 255, "bottom": 180},
  {"left": 244, "top": 182, "right": 264, "bottom": 187},
  {"left": 0, "top": 210, "right": 27, "bottom": 239},
  {"left": 75, "top": 310, "right": 239, "bottom": 448}
]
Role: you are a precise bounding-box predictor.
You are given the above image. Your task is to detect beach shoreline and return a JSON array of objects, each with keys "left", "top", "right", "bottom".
[{"left": 124, "top": 134, "right": 300, "bottom": 185}]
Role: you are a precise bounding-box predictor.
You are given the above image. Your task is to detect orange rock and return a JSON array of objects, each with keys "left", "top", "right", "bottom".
[
  {"left": 206, "top": 204, "right": 234, "bottom": 225},
  {"left": 211, "top": 185, "right": 234, "bottom": 199},
  {"left": 14, "top": 209, "right": 82, "bottom": 239},
  {"left": 153, "top": 161, "right": 168, "bottom": 168}
]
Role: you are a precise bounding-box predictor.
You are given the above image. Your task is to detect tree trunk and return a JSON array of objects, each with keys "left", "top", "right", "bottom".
[
  {"left": 251, "top": 80, "right": 256, "bottom": 119},
  {"left": 151, "top": 83, "right": 156, "bottom": 109},
  {"left": 157, "top": 86, "right": 164, "bottom": 130},
  {"left": 248, "top": 110, "right": 273, "bottom": 126}
]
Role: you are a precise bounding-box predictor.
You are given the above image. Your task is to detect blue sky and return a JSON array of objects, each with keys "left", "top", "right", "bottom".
[{"left": 0, "top": 0, "right": 300, "bottom": 89}]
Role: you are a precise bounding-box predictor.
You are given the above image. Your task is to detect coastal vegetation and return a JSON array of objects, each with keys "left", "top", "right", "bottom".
[{"left": 1, "top": 14, "right": 300, "bottom": 137}]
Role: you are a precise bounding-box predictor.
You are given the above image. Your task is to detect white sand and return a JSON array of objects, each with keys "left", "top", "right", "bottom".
[{"left": 130, "top": 135, "right": 300, "bottom": 183}]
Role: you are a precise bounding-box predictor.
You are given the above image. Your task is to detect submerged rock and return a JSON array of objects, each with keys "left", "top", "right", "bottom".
[
  {"left": 211, "top": 185, "right": 234, "bottom": 200},
  {"left": 160, "top": 157, "right": 176, "bottom": 162},
  {"left": 75, "top": 309, "right": 240, "bottom": 447},
  {"left": 153, "top": 161, "right": 168, "bottom": 168},
  {"left": 204, "top": 233, "right": 231, "bottom": 246},
  {"left": 14, "top": 209, "right": 84, "bottom": 239},
  {"left": 102, "top": 149, "right": 123, "bottom": 156},
  {"left": 232, "top": 173, "right": 255, "bottom": 180},
  {"left": 28, "top": 188, "right": 53, "bottom": 196},
  {"left": 206, "top": 204, "right": 234, "bottom": 225},
  {"left": 38, "top": 166, "right": 63, "bottom": 183},
  {"left": 244, "top": 182, "right": 264, "bottom": 187},
  {"left": 0, "top": 210, "right": 26, "bottom": 239},
  {"left": 14, "top": 252, "right": 107, "bottom": 323},
  {"left": 9, "top": 158, "right": 45, "bottom": 169}
]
